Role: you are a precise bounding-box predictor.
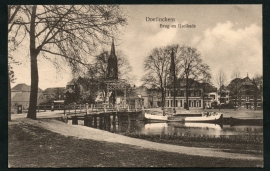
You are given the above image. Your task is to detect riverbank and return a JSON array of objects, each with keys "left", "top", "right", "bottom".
[
  {"left": 8, "top": 117, "right": 263, "bottom": 167},
  {"left": 150, "top": 107, "right": 263, "bottom": 119}
]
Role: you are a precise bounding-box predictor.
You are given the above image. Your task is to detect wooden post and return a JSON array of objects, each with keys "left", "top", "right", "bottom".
[
  {"left": 94, "top": 116, "right": 97, "bottom": 127},
  {"left": 72, "top": 116, "right": 78, "bottom": 125},
  {"left": 89, "top": 116, "right": 93, "bottom": 127},
  {"left": 74, "top": 103, "right": 76, "bottom": 115},
  {"left": 64, "top": 105, "right": 66, "bottom": 115},
  {"left": 127, "top": 113, "right": 130, "bottom": 123},
  {"left": 107, "top": 114, "right": 110, "bottom": 127},
  {"left": 86, "top": 103, "right": 89, "bottom": 115},
  {"left": 38, "top": 105, "right": 39, "bottom": 112},
  {"left": 51, "top": 102, "right": 54, "bottom": 112},
  {"left": 84, "top": 116, "right": 89, "bottom": 126},
  {"left": 99, "top": 115, "right": 103, "bottom": 129},
  {"left": 113, "top": 113, "right": 116, "bottom": 123}
]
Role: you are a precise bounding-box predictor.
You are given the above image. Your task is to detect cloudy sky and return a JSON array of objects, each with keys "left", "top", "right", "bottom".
[{"left": 11, "top": 5, "right": 262, "bottom": 90}]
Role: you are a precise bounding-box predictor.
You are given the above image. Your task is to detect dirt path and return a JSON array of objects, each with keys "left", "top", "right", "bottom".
[{"left": 10, "top": 117, "right": 262, "bottom": 161}]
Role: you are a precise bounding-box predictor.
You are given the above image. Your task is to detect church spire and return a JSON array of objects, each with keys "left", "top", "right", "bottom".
[
  {"left": 169, "top": 49, "right": 176, "bottom": 83},
  {"left": 111, "top": 37, "right": 116, "bottom": 57},
  {"left": 106, "top": 38, "right": 118, "bottom": 80}
]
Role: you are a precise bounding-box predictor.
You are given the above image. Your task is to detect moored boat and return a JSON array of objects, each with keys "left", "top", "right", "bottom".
[
  {"left": 144, "top": 112, "right": 168, "bottom": 122},
  {"left": 184, "top": 112, "right": 222, "bottom": 123}
]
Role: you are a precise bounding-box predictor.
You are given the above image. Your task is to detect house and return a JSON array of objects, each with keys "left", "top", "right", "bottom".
[
  {"left": 11, "top": 83, "right": 42, "bottom": 98},
  {"left": 11, "top": 83, "right": 45, "bottom": 109},
  {"left": 147, "top": 88, "right": 162, "bottom": 108},
  {"left": 11, "top": 92, "right": 46, "bottom": 109},
  {"left": 43, "top": 87, "right": 66, "bottom": 101},
  {"left": 218, "top": 85, "right": 230, "bottom": 104},
  {"left": 201, "top": 83, "right": 218, "bottom": 108},
  {"left": 228, "top": 75, "right": 262, "bottom": 109},
  {"left": 165, "top": 79, "right": 206, "bottom": 109}
]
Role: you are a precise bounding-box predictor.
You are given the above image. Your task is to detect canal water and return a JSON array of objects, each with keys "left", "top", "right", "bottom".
[{"left": 67, "top": 116, "right": 263, "bottom": 141}]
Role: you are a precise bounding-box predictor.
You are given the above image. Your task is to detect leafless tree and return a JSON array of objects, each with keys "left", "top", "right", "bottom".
[
  {"left": 10, "top": 5, "right": 127, "bottom": 119},
  {"left": 141, "top": 46, "right": 173, "bottom": 108},
  {"left": 215, "top": 69, "right": 227, "bottom": 110},
  {"left": 88, "top": 50, "right": 133, "bottom": 81},
  {"left": 231, "top": 68, "right": 241, "bottom": 110},
  {"left": 178, "top": 46, "right": 211, "bottom": 110},
  {"left": 8, "top": 5, "right": 24, "bottom": 121},
  {"left": 252, "top": 74, "right": 263, "bottom": 111}
]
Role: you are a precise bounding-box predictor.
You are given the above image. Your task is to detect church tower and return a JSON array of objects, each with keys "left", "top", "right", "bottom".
[
  {"left": 169, "top": 49, "right": 176, "bottom": 84},
  {"left": 107, "top": 38, "right": 118, "bottom": 80}
]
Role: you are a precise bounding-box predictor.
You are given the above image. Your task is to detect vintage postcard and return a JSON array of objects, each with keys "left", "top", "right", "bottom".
[{"left": 8, "top": 5, "right": 263, "bottom": 167}]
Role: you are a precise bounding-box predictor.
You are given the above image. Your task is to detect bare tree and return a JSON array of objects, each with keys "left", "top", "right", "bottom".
[
  {"left": 200, "top": 66, "right": 212, "bottom": 109},
  {"left": 215, "top": 69, "right": 227, "bottom": 110},
  {"left": 141, "top": 46, "right": 172, "bottom": 108},
  {"left": 178, "top": 46, "right": 211, "bottom": 110},
  {"left": 88, "top": 50, "right": 133, "bottom": 81},
  {"left": 8, "top": 5, "right": 24, "bottom": 121},
  {"left": 251, "top": 74, "right": 263, "bottom": 111},
  {"left": 10, "top": 5, "right": 127, "bottom": 119},
  {"left": 231, "top": 68, "right": 241, "bottom": 110}
]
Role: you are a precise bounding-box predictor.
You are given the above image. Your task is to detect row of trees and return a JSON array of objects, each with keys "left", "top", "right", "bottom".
[
  {"left": 142, "top": 45, "right": 263, "bottom": 111},
  {"left": 142, "top": 45, "right": 211, "bottom": 110},
  {"left": 8, "top": 5, "right": 128, "bottom": 120}
]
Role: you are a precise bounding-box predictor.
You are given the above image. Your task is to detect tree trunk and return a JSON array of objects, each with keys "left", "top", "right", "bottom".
[
  {"left": 185, "top": 77, "right": 189, "bottom": 110},
  {"left": 27, "top": 5, "right": 39, "bottom": 120},
  {"left": 219, "top": 89, "right": 221, "bottom": 111},
  {"left": 8, "top": 76, "right": 11, "bottom": 121},
  {"left": 161, "top": 87, "right": 165, "bottom": 108},
  {"left": 202, "top": 87, "right": 205, "bottom": 110},
  {"left": 27, "top": 53, "right": 39, "bottom": 119}
]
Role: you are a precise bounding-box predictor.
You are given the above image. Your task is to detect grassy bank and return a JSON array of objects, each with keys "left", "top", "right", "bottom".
[
  {"left": 8, "top": 122, "right": 263, "bottom": 167},
  {"left": 122, "top": 133, "right": 263, "bottom": 155}
]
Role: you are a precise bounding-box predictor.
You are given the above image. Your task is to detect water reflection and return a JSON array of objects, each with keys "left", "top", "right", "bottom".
[{"left": 68, "top": 119, "right": 262, "bottom": 140}]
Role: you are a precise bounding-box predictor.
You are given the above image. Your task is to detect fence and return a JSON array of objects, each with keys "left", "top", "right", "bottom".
[{"left": 35, "top": 103, "right": 142, "bottom": 115}]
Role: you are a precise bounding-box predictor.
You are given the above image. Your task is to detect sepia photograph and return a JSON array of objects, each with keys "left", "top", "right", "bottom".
[{"left": 8, "top": 5, "right": 263, "bottom": 167}]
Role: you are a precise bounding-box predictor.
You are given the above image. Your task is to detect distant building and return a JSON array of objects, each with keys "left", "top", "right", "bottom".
[
  {"left": 201, "top": 83, "right": 218, "bottom": 109},
  {"left": 165, "top": 79, "right": 205, "bottom": 109},
  {"left": 43, "top": 87, "right": 66, "bottom": 101},
  {"left": 147, "top": 87, "right": 162, "bottom": 108},
  {"left": 11, "top": 83, "right": 45, "bottom": 109},
  {"left": 228, "top": 75, "right": 262, "bottom": 109},
  {"left": 218, "top": 85, "right": 230, "bottom": 104},
  {"left": 11, "top": 83, "right": 42, "bottom": 98}
]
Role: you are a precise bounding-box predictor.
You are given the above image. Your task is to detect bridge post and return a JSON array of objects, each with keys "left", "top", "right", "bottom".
[
  {"left": 84, "top": 116, "right": 89, "bottom": 126},
  {"left": 86, "top": 103, "right": 89, "bottom": 115},
  {"left": 89, "top": 116, "right": 93, "bottom": 127},
  {"left": 93, "top": 116, "right": 97, "bottom": 128},
  {"left": 74, "top": 103, "right": 76, "bottom": 115},
  {"left": 72, "top": 116, "right": 78, "bottom": 125},
  {"left": 99, "top": 115, "right": 103, "bottom": 129},
  {"left": 51, "top": 102, "right": 54, "bottom": 112}
]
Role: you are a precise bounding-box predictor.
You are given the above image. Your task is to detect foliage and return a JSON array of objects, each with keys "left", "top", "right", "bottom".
[{"left": 9, "top": 5, "right": 128, "bottom": 119}]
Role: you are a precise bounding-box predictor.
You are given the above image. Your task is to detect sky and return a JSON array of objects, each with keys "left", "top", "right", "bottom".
[{"left": 10, "top": 5, "right": 262, "bottom": 90}]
